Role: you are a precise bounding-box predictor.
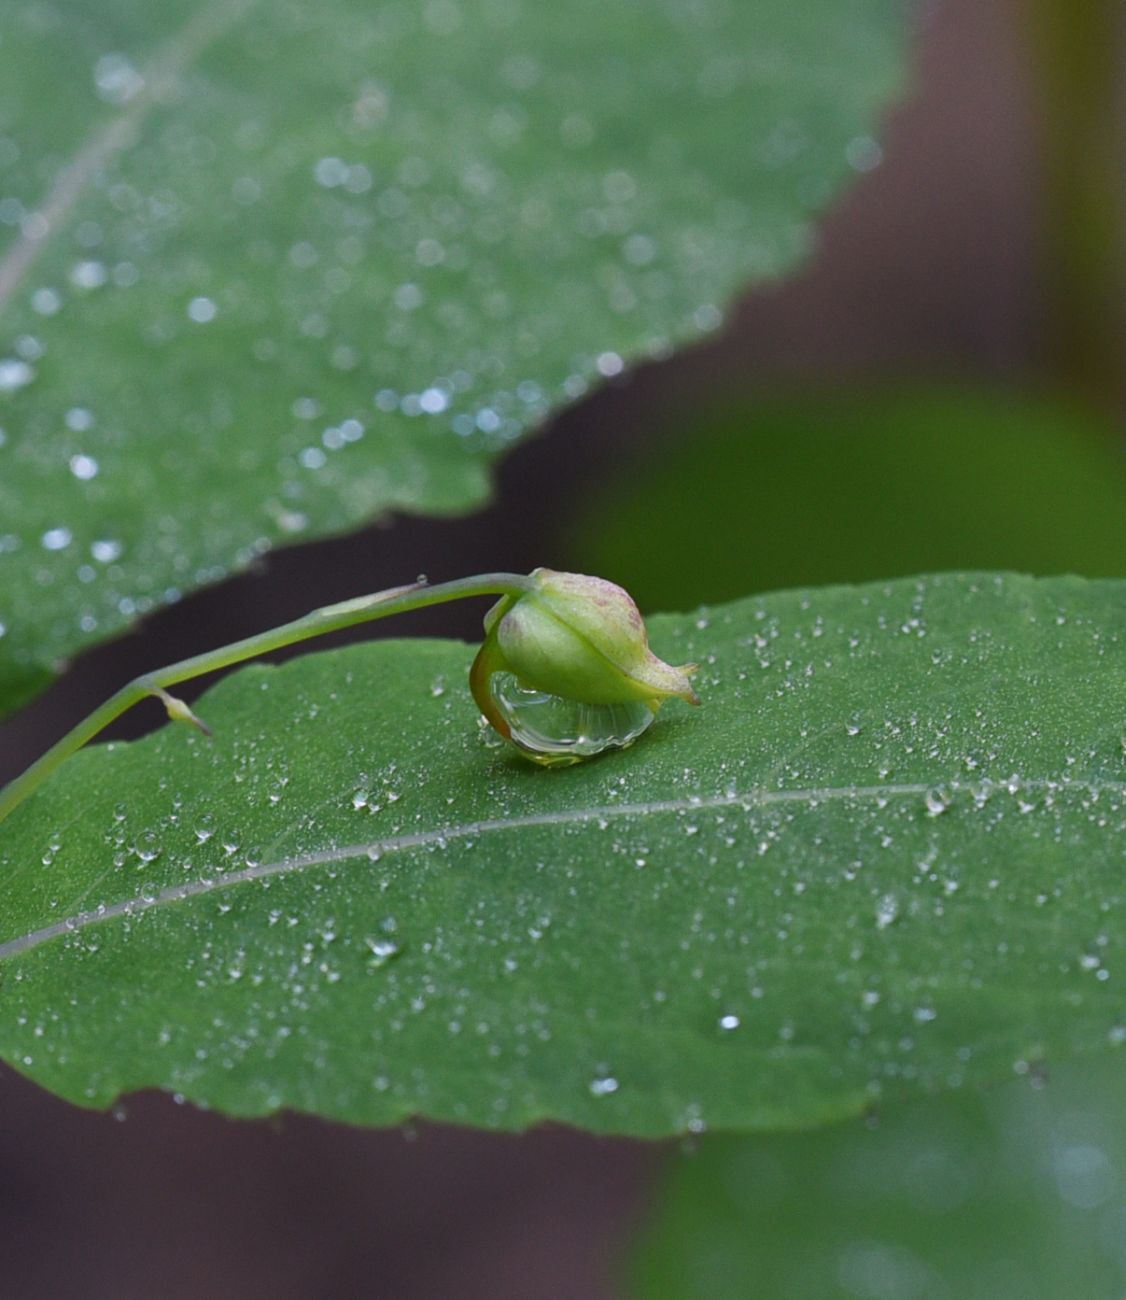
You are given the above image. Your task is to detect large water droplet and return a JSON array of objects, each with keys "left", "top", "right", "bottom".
[
  {"left": 490, "top": 673, "right": 655, "bottom": 765},
  {"left": 924, "top": 784, "right": 953, "bottom": 816}
]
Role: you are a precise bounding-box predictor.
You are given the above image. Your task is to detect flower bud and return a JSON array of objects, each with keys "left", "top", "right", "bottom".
[{"left": 471, "top": 568, "right": 698, "bottom": 765}]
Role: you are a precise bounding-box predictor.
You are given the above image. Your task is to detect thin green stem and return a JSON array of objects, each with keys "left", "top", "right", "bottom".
[{"left": 0, "top": 572, "right": 534, "bottom": 827}]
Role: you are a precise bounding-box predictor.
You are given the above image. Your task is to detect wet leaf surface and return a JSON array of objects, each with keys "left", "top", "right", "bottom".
[{"left": 3, "top": 573, "right": 1122, "bottom": 1136}]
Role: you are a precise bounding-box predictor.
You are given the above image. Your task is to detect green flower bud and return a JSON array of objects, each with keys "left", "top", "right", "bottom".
[{"left": 471, "top": 568, "right": 698, "bottom": 765}]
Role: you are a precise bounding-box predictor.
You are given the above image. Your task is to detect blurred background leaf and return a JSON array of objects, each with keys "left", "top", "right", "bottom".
[
  {"left": 628, "top": 1058, "right": 1126, "bottom": 1300},
  {"left": 0, "top": 0, "right": 913, "bottom": 718},
  {"left": 566, "top": 385, "right": 1126, "bottom": 611}
]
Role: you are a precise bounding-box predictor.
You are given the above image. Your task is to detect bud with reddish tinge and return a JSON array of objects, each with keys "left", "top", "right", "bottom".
[{"left": 471, "top": 568, "right": 698, "bottom": 764}]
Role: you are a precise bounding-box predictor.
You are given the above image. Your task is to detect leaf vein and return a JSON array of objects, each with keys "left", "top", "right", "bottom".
[
  {"left": 2, "top": 776, "right": 1121, "bottom": 962},
  {"left": 0, "top": 0, "right": 257, "bottom": 312}
]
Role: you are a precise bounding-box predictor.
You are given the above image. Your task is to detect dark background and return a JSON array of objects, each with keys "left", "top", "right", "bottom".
[{"left": 2, "top": 1, "right": 1122, "bottom": 1295}]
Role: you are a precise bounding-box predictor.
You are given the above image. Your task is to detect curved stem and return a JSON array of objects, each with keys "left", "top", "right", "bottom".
[
  {"left": 469, "top": 636, "right": 513, "bottom": 742},
  {"left": 0, "top": 572, "right": 534, "bottom": 827}
]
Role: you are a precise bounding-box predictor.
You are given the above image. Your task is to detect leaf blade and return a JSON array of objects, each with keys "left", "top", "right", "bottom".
[{"left": 3, "top": 572, "right": 1124, "bottom": 1135}]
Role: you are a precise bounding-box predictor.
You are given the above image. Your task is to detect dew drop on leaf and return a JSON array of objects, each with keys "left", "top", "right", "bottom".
[{"left": 490, "top": 673, "right": 655, "bottom": 764}]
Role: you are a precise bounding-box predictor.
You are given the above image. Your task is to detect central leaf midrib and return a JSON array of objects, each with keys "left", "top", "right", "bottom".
[
  {"left": 2, "top": 775, "right": 1118, "bottom": 963},
  {"left": 0, "top": 0, "right": 260, "bottom": 313}
]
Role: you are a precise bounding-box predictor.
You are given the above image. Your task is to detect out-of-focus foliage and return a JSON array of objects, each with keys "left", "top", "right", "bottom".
[
  {"left": 630, "top": 1059, "right": 1126, "bottom": 1300},
  {"left": 568, "top": 387, "right": 1126, "bottom": 610},
  {"left": 0, "top": 0, "right": 912, "bottom": 717}
]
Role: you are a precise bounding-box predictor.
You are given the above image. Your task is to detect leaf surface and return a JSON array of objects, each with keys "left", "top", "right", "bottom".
[
  {"left": 3, "top": 573, "right": 1124, "bottom": 1136},
  {"left": 0, "top": 0, "right": 911, "bottom": 714}
]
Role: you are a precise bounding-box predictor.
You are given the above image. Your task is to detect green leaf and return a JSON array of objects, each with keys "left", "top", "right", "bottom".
[
  {"left": 0, "top": 0, "right": 912, "bottom": 717},
  {"left": 2, "top": 573, "right": 1124, "bottom": 1135},
  {"left": 628, "top": 1059, "right": 1126, "bottom": 1300},
  {"left": 567, "top": 387, "right": 1126, "bottom": 611}
]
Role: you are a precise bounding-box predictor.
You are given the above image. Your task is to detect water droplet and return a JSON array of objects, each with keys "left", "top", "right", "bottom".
[
  {"left": 41, "top": 527, "right": 73, "bottom": 551},
  {"left": 589, "top": 1075, "right": 619, "bottom": 1097},
  {"left": 875, "top": 893, "right": 900, "bottom": 930},
  {"left": 31, "top": 287, "right": 61, "bottom": 315},
  {"left": 94, "top": 52, "right": 144, "bottom": 104},
  {"left": 489, "top": 673, "right": 655, "bottom": 765},
  {"left": 0, "top": 358, "right": 34, "bottom": 391},
  {"left": 91, "top": 538, "right": 123, "bottom": 563},
  {"left": 69, "top": 453, "right": 99, "bottom": 480},
  {"left": 69, "top": 260, "right": 107, "bottom": 290},
  {"left": 66, "top": 407, "right": 94, "bottom": 432},
  {"left": 924, "top": 785, "right": 952, "bottom": 816},
  {"left": 365, "top": 938, "right": 400, "bottom": 968},
  {"left": 313, "top": 155, "right": 351, "bottom": 188},
  {"left": 845, "top": 134, "right": 883, "bottom": 172},
  {"left": 187, "top": 296, "right": 217, "bottom": 323},
  {"left": 394, "top": 283, "right": 423, "bottom": 311},
  {"left": 418, "top": 386, "right": 449, "bottom": 414}
]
